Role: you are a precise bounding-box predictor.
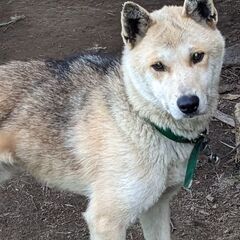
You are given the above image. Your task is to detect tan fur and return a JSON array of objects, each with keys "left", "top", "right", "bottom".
[
  {"left": 0, "top": 1, "right": 225, "bottom": 239},
  {"left": 0, "top": 132, "right": 15, "bottom": 153}
]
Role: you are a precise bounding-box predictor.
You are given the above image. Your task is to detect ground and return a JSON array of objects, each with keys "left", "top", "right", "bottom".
[{"left": 0, "top": 0, "right": 239, "bottom": 239}]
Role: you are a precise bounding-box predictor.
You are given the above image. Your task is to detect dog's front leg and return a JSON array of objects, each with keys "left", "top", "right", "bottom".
[
  {"left": 140, "top": 197, "right": 171, "bottom": 240},
  {"left": 84, "top": 196, "right": 128, "bottom": 240},
  {"left": 140, "top": 187, "right": 179, "bottom": 240}
]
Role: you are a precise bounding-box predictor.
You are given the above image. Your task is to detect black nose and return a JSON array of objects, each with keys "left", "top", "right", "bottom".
[{"left": 177, "top": 95, "right": 199, "bottom": 114}]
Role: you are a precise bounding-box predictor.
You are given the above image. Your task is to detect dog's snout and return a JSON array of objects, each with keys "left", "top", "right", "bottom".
[{"left": 177, "top": 95, "right": 199, "bottom": 115}]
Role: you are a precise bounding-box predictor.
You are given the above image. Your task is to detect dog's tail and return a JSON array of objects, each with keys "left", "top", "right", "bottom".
[{"left": 0, "top": 132, "right": 16, "bottom": 183}]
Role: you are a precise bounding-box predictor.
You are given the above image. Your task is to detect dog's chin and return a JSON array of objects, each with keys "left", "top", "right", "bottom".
[{"left": 169, "top": 110, "right": 207, "bottom": 121}]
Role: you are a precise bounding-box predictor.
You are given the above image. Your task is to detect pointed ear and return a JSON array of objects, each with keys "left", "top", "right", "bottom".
[
  {"left": 121, "top": 2, "right": 152, "bottom": 48},
  {"left": 183, "top": 0, "right": 218, "bottom": 27}
]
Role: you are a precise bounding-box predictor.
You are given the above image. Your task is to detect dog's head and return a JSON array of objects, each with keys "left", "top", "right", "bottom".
[{"left": 121, "top": 0, "right": 225, "bottom": 120}]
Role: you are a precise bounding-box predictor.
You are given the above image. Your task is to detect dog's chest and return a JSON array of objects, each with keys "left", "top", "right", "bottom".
[
  {"left": 165, "top": 141, "right": 193, "bottom": 187},
  {"left": 117, "top": 139, "right": 193, "bottom": 215},
  {"left": 145, "top": 138, "right": 193, "bottom": 187}
]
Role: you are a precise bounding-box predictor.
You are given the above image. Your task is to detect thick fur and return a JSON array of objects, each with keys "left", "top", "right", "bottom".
[{"left": 0, "top": 1, "right": 224, "bottom": 239}]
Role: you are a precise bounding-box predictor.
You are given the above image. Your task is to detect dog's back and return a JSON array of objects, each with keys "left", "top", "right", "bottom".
[{"left": 0, "top": 54, "right": 120, "bottom": 186}]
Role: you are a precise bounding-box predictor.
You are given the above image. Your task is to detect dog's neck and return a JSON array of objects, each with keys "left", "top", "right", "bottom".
[{"left": 121, "top": 67, "right": 214, "bottom": 140}]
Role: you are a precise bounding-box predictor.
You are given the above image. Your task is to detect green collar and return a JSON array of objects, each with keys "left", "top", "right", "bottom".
[{"left": 150, "top": 122, "right": 206, "bottom": 189}]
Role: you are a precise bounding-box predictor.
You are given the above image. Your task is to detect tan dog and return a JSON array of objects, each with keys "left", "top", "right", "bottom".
[{"left": 0, "top": 0, "right": 224, "bottom": 239}]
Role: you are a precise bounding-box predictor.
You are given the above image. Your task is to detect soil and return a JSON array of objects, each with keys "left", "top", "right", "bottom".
[{"left": 0, "top": 0, "right": 239, "bottom": 239}]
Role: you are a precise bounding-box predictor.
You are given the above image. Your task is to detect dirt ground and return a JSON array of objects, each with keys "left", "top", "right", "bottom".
[{"left": 0, "top": 0, "right": 239, "bottom": 239}]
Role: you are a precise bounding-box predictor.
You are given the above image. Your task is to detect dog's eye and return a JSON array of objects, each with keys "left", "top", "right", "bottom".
[
  {"left": 191, "top": 52, "right": 205, "bottom": 64},
  {"left": 151, "top": 62, "right": 166, "bottom": 72}
]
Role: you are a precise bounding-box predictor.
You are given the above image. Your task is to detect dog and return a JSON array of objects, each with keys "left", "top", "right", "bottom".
[{"left": 0, "top": 0, "right": 225, "bottom": 239}]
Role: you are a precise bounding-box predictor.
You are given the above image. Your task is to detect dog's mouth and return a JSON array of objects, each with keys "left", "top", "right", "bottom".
[
  {"left": 182, "top": 110, "right": 207, "bottom": 119},
  {"left": 184, "top": 111, "right": 200, "bottom": 118}
]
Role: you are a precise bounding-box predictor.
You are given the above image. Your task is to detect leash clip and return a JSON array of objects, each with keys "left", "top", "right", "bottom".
[
  {"left": 199, "top": 129, "right": 219, "bottom": 162},
  {"left": 200, "top": 135, "right": 219, "bottom": 163}
]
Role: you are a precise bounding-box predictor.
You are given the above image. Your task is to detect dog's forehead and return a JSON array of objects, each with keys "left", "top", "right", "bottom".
[
  {"left": 151, "top": 6, "right": 185, "bottom": 26},
  {"left": 145, "top": 6, "right": 214, "bottom": 49}
]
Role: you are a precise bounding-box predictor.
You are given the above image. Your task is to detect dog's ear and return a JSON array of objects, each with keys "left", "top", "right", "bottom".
[
  {"left": 121, "top": 2, "right": 152, "bottom": 48},
  {"left": 183, "top": 0, "right": 218, "bottom": 27}
]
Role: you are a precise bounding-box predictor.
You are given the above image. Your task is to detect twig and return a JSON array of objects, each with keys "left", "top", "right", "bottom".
[
  {"left": 7, "top": 0, "right": 15, "bottom": 4},
  {"left": 220, "top": 141, "right": 235, "bottom": 149},
  {"left": 220, "top": 143, "right": 240, "bottom": 160},
  {"left": 221, "top": 94, "right": 240, "bottom": 100},
  {"left": 107, "top": 11, "right": 115, "bottom": 16},
  {"left": 214, "top": 110, "right": 235, "bottom": 127},
  {"left": 86, "top": 44, "right": 107, "bottom": 52},
  {"left": 235, "top": 103, "right": 240, "bottom": 163},
  {"left": 170, "top": 218, "right": 177, "bottom": 232},
  {"left": 0, "top": 15, "right": 25, "bottom": 28}
]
